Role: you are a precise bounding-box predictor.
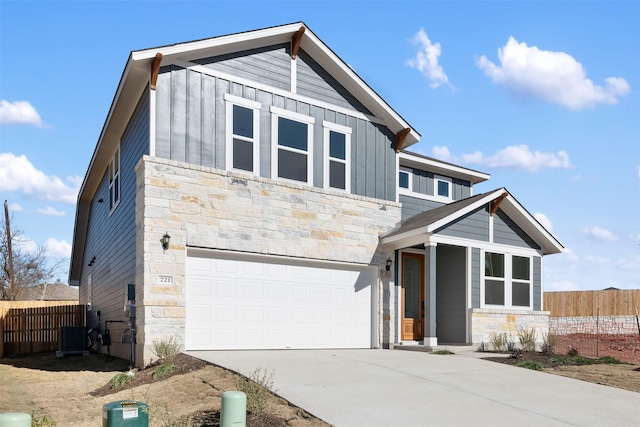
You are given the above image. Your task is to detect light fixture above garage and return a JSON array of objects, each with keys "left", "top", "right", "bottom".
[{"left": 161, "top": 232, "right": 171, "bottom": 251}]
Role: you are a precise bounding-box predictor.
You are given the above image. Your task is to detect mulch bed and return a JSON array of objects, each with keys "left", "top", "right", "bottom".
[
  {"left": 89, "top": 353, "right": 209, "bottom": 397},
  {"left": 483, "top": 350, "right": 633, "bottom": 368}
]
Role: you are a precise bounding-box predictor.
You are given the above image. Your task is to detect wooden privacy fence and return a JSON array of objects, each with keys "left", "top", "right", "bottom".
[
  {"left": 544, "top": 289, "right": 640, "bottom": 317},
  {"left": 0, "top": 302, "right": 86, "bottom": 357}
]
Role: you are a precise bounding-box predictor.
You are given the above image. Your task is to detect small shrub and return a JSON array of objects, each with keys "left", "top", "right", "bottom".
[
  {"left": 153, "top": 364, "right": 176, "bottom": 379},
  {"left": 567, "top": 346, "right": 579, "bottom": 356},
  {"left": 152, "top": 336, "right": 181, "bottom": 364},
  {"left": 516, "top": 326, "right": 537, "bottom": 352},
  {"left": 234, "top": 366, "right": 276, "bottom": 414},
  {"left": 515, "top": 360, "right": 544, "bottom": 370},
  {"left": 32, "top": 413, "right": 57, "bottom": 427},
  {"left": 597, "top": 356, "right": 623, "bottom": 364},
  {"left": 506, "top": 334, "right": 516, "bottom": 352},
  {"left": 541, "top": 332, "right": 556, "bottom": 356},
  {"left": 549, "top": 356, "right": 571, "bottom": 365},
  {"left": 109, "top": 371, "right": 133, "bottom": 390},
  {"left": 572, "top": 355, "right": 595, "bottom": 365},
  {"left": 477, "top": 342, "right": 488, "bottom": 352},
  {"left": 432, "top": 349, "right": 454, "bottom": 355},
  {"left": 489, "top": 332, "right": 507, "bottom": 352},
  {"left": 508, "top": 349, "right": 523, "bottom": 359}
]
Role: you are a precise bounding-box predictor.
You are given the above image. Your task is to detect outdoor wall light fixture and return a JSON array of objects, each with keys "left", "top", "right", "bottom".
[
  {"left": 161, "top": 232, "right": 171, "bottom": 251},
  {"left": 88, "top": 256, "right": 96, "bottom": 267},
  {"left": 385, "top": 258, "right": 393, "bottom": 271}
]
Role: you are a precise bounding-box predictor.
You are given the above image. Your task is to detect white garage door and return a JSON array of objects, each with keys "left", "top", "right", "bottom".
[{"left": 185, "top": 251, "right": 375, "bottom": 350}]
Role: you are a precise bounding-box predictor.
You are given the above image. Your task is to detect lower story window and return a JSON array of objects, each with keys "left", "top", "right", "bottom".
[{"left": 484, "top": 252, "right": 531, "bottom": 308}]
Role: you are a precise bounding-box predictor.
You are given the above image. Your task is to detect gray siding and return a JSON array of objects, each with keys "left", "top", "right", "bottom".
[
  {"left": 399, "top": 195, "right": 443, "bottom": 221},
  {"left": 402, "top": 168, "right": 471, "bottom": 201},
  {"left": 297, "top": 50, "right": 370, "bottom": 114},
  {"left": 81, "top": 89, "right": 150, "bottom": 327},
  {"left": 453, "top": 178, "right": 471, "bottom": 200},
  {"left": 194, "top": 44, "right": 291, "bottom": 91},
  {"left": 435, "top": 206, "right": 490, "bottom": 242},
  {"left": 155, "top": 66, "right": 397, "bottom": 201},
  {"left": 436, "top": 245, "right": 467, "bottom": 343},
  {"left": 471, "top": 248, "right": 480, "bottom": 308},
  {"left": 494, "top": 209, "right": 541, "bottom": 250},
  {"left": 533, "top": 256, "right": 542, "bottom": 310}
]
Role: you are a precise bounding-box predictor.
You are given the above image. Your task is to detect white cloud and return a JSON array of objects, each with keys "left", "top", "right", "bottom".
[
  {"left": 0, "top": 153, "right": 80, "bottom": 204},
  {"left": 534, "top": 212, "right": 553, "bottom": 233},
  {"left": 0, "top": 100, "right": 43, "bottom": 127},
  {"left": 434, "top": 144, "right": 572, "bottom": 172},
  {"left": 37, "top": 206, "right": 66, "bottom": 217},
  {"left": 9, "top": 203, "right": 23, "bottom": 212},
  {"left": 431, "top": 146, "right": 458, "bottom": 163},
  {"left": 580, "top": 225, "right": 618, "bottom": 242},
  {"left": 476, "top": 37, "right": 630, "bottom": 110},
  {"left": 406, "top": 28, "right": 451, "bottom": 89},
  {"left": 45, "top": 238, "right": 72, "bottom": 259}
]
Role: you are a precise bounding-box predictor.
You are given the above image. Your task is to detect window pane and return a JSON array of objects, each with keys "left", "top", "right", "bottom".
[
  {"left": 278, "top": 149, "right": 307, "bottom": 181},
  {"left": 485, "top": 280, "right": 504, "bottom": 305},
  {"left": 233, "top": 139, "right": 253, "bottom": 171},
  {"left": 485, "top": 252, "right": 504, "bottom": 278},
  {"left": 329, "top": 161, "right": 346, "bottom": 189},
  {"left": 437, "top": 180, "right": 449, "bottom": 197},
  {"left": 513, "top": 256, "right": 530, "bottom": 280},
  {"left": 114, "top": 148, "right": 119, "bottom": 172},
  {"left": 512, "top": 282, "right": 530, "bottom": 306},
  {"left": 399, "top": 171, "right": 409, "bottom": 188},
  {"left": 233, "top": 105, "right": 253, "bottom": 138},
  {"left": 329, "top": 131, "right": 346, "bottom": 159},
  {"left": 278, "top": 117, "right": 307, "bottom": 151}
]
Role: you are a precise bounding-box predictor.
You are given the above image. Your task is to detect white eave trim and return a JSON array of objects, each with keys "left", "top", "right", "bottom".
[{"left": 399, "top": 151, "right": 490, "bottom": 184}]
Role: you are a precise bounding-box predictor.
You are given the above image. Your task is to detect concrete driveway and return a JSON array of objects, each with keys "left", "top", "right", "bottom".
[{"left": 187, "top": 349, "right": 639, "bottom": 427}]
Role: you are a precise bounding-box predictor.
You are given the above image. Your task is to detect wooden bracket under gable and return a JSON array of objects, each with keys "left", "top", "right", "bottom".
[
  {"left": 291, "top": 26, "right": 306, "bottom": 59},
  {"left": 490, "top": 192, "right": 509, "bottom": 216},
  {"left": 395, "top": 128, "right": 411, "bottom": 153},
  {"left": 150, "top": 52, "right": 163, "bottom": 90}
]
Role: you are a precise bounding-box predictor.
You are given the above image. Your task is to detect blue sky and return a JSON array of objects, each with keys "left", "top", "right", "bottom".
[{"left": 1, "top": 1, "right": 638, "bottom": 290}]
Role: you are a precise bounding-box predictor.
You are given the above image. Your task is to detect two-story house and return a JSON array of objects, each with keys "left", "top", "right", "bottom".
[{"left": 69, "top": 23, "right": 562, "bottom": 365}]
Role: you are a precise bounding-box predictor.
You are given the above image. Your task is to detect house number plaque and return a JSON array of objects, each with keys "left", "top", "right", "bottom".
[{"left": 157, "top": 275, "right": 174, "bottom": 285}]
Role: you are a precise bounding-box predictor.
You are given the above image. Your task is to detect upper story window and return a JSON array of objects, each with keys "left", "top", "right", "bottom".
[
  {"left": 109, "top": 145, "right": 120, "bottom": 213},
  {"left": 225, "top": 94, "right": 261, "bottom": 175},
  {"left": 270, "top": 106, "right": 314, "bottom": 184},
  {"left": 323, "top": 121, "right": 351, "bottom": 191},
  {"left": 399, "top": 168, "right": 411, "bottom": 190},
  {"left": 435, "top": 175, "right": 452, "bottom": 201},
  {"left": 483, "top": 252, "right": 532, "bottom": 308}
]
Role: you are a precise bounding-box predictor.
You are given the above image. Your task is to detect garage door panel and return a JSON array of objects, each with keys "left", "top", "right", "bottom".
[{"left": 186, "top": 254, "right": 374, "bottom": 350}]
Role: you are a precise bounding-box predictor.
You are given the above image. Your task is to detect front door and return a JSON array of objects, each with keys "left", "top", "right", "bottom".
[{"left": 401, "top": 252, "right": 424, "bottom": 341}]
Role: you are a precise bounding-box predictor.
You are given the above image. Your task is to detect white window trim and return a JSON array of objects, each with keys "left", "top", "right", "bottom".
[
  {"left": 322, "top": 120, "right": 351, "bottom": 192},
  {"left": 398, "top": 167, "right": 413, "bottom": 194},
  {"left": 108, "top": 145, "right": 121, "bottom": 215},
  {"left": 434, "top": 175, "right": 453, "bottom": 202},
  {"left": 224, "top": 94, "right": 261, "bottom": 175},
  {"left": 270, "top": 106, "right": 315, "bottom": 185},
  {"left": 480, "top": 251, "right": 533, "bottom": 310}
]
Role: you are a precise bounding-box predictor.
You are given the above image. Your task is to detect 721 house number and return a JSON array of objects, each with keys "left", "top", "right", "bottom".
[{"left": 157, "top": 275, "right": 174, "bottom": 285}]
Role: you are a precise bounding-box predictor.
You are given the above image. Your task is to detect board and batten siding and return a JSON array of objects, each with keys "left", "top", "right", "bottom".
[
  {"left": 404, "top": 169, "right": 471, "bottom": 201},
  {"left": 155, "top": 65, "right": 397, "bottom": 201},
  {"left": 434, "top": 206, "right": 490, "bottom": 242},
  {"left": 533, "top": 256, "right": 542, "bottom": 310},
  {"left": 81, "top": 89, "right": 150, "bottom": 327},
  {"left": 471, "top": 248, "right": 481, "bottom": 308},
  {"left": 494, "top": 209, "right": 541, "bottom": 250}
]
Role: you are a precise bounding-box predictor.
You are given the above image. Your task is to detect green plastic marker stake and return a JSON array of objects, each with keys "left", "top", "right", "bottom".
[{"left": 221, "top": 391, "right": 247, "bottom": 427}]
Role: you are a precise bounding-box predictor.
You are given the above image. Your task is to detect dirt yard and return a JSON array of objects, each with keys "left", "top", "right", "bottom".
[
  {"left": 1, "top": 351, "right": 638, "bottom": 426},
  {"left": 0, "top": 352, "right": 329, "bottom": 426}
]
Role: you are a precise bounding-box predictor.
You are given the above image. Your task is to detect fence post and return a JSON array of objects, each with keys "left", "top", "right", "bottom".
[{"left": 596, "top": 307, "right": 599, "bottom": 358}]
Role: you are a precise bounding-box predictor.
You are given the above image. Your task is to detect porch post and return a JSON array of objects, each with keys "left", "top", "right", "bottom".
[{"left": 424, "top": 242, "right": 437, "bottom": 346}]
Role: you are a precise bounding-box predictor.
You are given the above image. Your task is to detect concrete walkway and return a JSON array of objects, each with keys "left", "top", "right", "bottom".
[{"left": 187, "top": 349, "right": 640, "bottom": 427}]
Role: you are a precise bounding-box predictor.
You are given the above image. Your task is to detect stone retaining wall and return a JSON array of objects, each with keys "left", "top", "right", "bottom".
[{"left": 471, "top": 308, "right": 550, "bottom": 350}]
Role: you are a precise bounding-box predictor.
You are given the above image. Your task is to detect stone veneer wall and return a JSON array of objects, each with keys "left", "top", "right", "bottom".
[
  {"left": 471, "top": 308, "right": 550, "bottom": 350},
  {"left": 135, "top": 156, "right": 401, "bottom": 365}
]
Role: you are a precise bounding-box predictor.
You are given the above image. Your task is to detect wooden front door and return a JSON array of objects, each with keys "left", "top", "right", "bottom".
[{"left": 401, "top": 252, "right": 424, "bottom": 341}]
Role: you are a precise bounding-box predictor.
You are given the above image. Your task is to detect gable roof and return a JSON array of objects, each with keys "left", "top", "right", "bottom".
[
  {"left": 69, "top": 23, "right": 421, "bottom": 284},
  {"left": 381, "top": 188, "right": 564, "bottom": 255}
]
